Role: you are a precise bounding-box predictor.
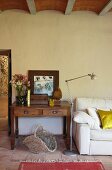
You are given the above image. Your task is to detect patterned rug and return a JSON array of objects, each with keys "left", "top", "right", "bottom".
[{"left": 18, "top": 162, "right": 105, "bottom": 170}]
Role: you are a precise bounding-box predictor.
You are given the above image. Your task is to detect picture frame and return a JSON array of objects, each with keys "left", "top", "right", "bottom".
[{"left": 28, "top": 70, "right": 59, "bottom": 97}]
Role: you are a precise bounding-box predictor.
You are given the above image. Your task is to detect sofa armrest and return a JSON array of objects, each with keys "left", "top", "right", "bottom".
[{"left": 73, "top": 122, "right": 90, "bottom": 154}]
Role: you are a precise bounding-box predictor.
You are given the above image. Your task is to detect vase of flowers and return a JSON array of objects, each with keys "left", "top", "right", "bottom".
[{"left": 10, "top": 74, "right": 30, "bottom": 106}]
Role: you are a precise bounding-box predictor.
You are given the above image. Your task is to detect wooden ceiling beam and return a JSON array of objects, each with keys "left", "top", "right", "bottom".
[
  {"left": 26, "top": 0, "right": 36, "bottom": 14},
  {"left": 65, "top": 0, "right": 76, "bottom": 15},
  {"left": 99, "top": 0, "right": 112, "bottom": 15}
]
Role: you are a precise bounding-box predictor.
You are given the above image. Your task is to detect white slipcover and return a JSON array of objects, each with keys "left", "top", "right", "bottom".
[{"left": 73, "top": 97, "right": 112, "bottom": 155}]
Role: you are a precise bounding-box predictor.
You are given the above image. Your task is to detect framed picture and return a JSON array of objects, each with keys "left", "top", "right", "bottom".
[{"left": 28, "top": 70, "right": 59, "bottom": 97}]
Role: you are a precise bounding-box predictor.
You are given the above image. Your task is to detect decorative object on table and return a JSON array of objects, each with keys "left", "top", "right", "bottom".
[
  {"left": 27, "top": 89, "right": 31, "bottom": 106},
  {"left": 53, "top": 99, "right": 61, "bottom": 106},
  {"left": 16, "top": 95, "right": 27, "bottom": 106},
  {"left": 53, "top": 87, "right": 62, "bottom": 100},
  {"left": 10, "top": 74, "right": 30, "bottom": 106},
  {"left": 23, "top": 125, "right": 57, "bottom": 153},
  {"left": 63, "top": 73, "right": 96, "bottom": 156},
  {"left": 49, "top": 98, "right": 54, "bottom": 107},
  {"left": 30, "top": 94, "right": 48, "bottom": 105},
  {"left": 52, "top": 87, "right": 62, "bottom": 106},
  {"left": 28, "top": 70, "right": 59, "bottom": 97}
]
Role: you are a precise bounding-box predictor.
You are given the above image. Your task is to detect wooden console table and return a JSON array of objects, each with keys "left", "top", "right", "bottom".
[{"left": 10, "top": 101, "right": 70, "bottom": 150}]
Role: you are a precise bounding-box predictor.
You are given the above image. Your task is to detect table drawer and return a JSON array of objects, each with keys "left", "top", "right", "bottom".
[
  {"left": 14, "top": 108, "right": 43, "bottom": 116},
  {"left": 43, "top": 109, "right": 67, "bottom": 116}
]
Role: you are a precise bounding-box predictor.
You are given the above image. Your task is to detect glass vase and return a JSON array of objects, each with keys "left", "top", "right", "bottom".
[{"left": 16, "top": 95, "right": 27, "bottom": 106}]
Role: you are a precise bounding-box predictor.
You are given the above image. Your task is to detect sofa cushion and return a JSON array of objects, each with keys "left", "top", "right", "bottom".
[
  {"left": 97, "top": 110, "right": 112, "bottom": 129},
  {"left": 87, "top": 107, "right": 110, "bottom": 128},
  {"left": 87, "top": 107, "right": 101, "bottom": 127},
  {"left": 75, "top": 98, "right": 112, "bottom": 111},
  {"left": 90, "top": 129, "right": 112, "bottom": 141},
  {"left": 73, "top": 111, "right": 100, "bottom": 130}
]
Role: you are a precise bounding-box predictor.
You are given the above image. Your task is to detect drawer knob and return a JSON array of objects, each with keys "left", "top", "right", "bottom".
[
  {"left": 52, "top": 110, "right": 58, "bottom": 114},
  {"left": 24, "top": 110, "right": 28, "bottom": 114}
]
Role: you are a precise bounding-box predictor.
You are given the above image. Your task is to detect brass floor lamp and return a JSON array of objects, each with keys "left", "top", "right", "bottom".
[{"left": 63, "top": 73, "right": 96, "bottom": 156}]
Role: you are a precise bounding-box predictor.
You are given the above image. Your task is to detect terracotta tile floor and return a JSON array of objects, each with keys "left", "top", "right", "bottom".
[{"left": 0, "top": 131, "right": 112, "bottom": 170}]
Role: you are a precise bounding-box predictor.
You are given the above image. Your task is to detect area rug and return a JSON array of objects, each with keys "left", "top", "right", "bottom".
[{"left": 18, "top": 162, "right": 105, "bottom": 170}]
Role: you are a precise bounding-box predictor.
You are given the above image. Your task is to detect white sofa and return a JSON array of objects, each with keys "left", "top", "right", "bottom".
[{"left": 72, "top": 97, "right": 112, "bottom": 155}]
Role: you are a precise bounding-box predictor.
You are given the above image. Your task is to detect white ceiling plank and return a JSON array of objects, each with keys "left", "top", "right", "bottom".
[
  {"left": 26, "top": 0, "right": 36, "bottom": 14},
  {"left": 65, "top": 0, "right": 76, "bottom": 15},
  {"left": 99, "top": 0, "right": 112, "bottom": 15}
]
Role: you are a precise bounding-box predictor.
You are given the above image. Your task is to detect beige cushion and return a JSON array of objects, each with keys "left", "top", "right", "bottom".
[
  {"left": 87, "top": 107, "right": 110, "bottom": 127},
  {"left": 74, "top": 111, "right": 100, "bottom": 129},
  {"left": 87, "top": 107, "right": 100, "bottom": 127}
]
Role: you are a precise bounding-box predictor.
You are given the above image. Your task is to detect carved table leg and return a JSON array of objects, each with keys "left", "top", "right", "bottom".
[
  {"left": 15, "top": 117, "right": 18, "bottom": 138},
  {"left": 63, "top": 117, "right": 66, "bottom": 138}
]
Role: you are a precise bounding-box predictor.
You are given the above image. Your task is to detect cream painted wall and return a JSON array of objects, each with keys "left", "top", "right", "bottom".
[{"left": 0, "top": 10, "right": 112, "bottom": 100}]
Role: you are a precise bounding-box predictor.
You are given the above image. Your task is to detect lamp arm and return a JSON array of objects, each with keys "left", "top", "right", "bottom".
[{"left": 65, "top": 74, "right": 89, "bottom": 82}]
